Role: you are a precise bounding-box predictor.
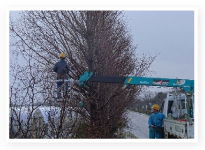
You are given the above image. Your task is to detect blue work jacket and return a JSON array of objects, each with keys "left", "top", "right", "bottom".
[
  {"left": 53, "top": 58, "right": 70, "bottom": 79},
  {"left": 148, "top": 112, "right": 165, "bottom": 127}
]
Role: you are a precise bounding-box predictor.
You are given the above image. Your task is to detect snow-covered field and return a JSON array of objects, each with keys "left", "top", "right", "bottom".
[{"left": 125, "top": 110, "right": 149, "bottom": 139}]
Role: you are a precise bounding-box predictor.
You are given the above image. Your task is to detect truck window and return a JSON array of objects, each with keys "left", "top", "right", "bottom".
[
  {"left": 180, "top": 99, "right": 186, "bottom": 109},
  {"left": 168, "top": 101, "right": 174, "bottom": 114}
]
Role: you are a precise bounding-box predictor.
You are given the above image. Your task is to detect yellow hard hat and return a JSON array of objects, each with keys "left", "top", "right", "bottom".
[
  {"left": 151, "top": 104, "right": 160, "bottom": 111},
  {"left": 60, "top": 52, "right": 66, "bottom": 58}
]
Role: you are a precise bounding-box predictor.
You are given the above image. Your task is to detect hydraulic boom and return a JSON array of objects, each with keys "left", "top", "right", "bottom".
[{"left": 79, "top": 72, "right": 194, "bottom": 93}]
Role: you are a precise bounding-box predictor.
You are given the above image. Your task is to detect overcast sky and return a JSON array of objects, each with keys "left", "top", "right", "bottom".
[
  {"left": 10, "top": 10, "right": 194, "bottom": 93},
  {"left": 124, "top": 11, "right": 194, "bottom": 93},
  {"left": 124, "top": 11, "right": 194, "bottom": 80}
]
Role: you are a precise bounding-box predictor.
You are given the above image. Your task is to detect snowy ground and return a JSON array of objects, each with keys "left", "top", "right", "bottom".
[{"left": 124, "top": 110, "right": 149, "bottom": 139}]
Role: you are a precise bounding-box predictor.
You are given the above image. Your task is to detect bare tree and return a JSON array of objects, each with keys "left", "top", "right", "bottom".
[{"left": 9, "top": 10, "right": 155, "bottom": 138}]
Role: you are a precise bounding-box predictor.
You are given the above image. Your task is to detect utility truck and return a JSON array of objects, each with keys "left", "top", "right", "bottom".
[{"left": 78, "top": 71, "right": 194, "bottom": 139}]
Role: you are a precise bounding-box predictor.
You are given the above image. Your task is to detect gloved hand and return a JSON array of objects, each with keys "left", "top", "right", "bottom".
[{"left": 149, "top": 125, "right": 154, "bottom": 127}]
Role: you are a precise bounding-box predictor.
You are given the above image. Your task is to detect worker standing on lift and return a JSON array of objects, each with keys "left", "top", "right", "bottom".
[
  {"left": 148, "top": 104, "right": 165, "bottom": 139},
  {"left": 53, "top": 52, "right": 70, "bottom": 99}
]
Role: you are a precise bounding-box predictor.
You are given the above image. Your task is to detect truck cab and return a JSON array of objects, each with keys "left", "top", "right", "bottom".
[{"left": 163, "top": 92, "right": 194, "bottom": 118}]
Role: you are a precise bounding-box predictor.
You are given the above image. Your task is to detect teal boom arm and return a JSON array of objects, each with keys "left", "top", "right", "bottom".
[
  {"left": 79, "top": 71, "right": 194, "bottom": 93},
  {"left": 124, "top": 76, "right": 194, "bottom": 93}
]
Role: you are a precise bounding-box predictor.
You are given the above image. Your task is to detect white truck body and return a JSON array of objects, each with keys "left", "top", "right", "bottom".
[
  {"left": 163, "top": 92, "right": 194, "bottom": 139},
  {"left": 163, "top": 118, "right": 194, "bottom": 138}
]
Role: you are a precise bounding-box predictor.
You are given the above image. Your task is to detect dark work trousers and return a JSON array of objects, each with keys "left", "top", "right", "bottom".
[
  {"left": 149, "top": 126, "right": 164, "bottom": 139},
  {"left": 57, "top": 81, "right": 68, "bottom": 99}
]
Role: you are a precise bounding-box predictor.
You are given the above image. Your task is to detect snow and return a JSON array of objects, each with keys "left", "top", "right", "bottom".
[{"left": 125, "top": 110, "right": 149, "bottom": 139}]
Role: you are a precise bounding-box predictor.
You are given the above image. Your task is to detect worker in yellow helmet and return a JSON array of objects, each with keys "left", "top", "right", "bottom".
[
  {"left": 59, "top": 52, "right": 66, "bottom": 58},
  {"left": 148, "top": 104, "right": 165, "bottom": 139},
  {"left": 53, "top": 52, "right": 70, "bottom": 99}
]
